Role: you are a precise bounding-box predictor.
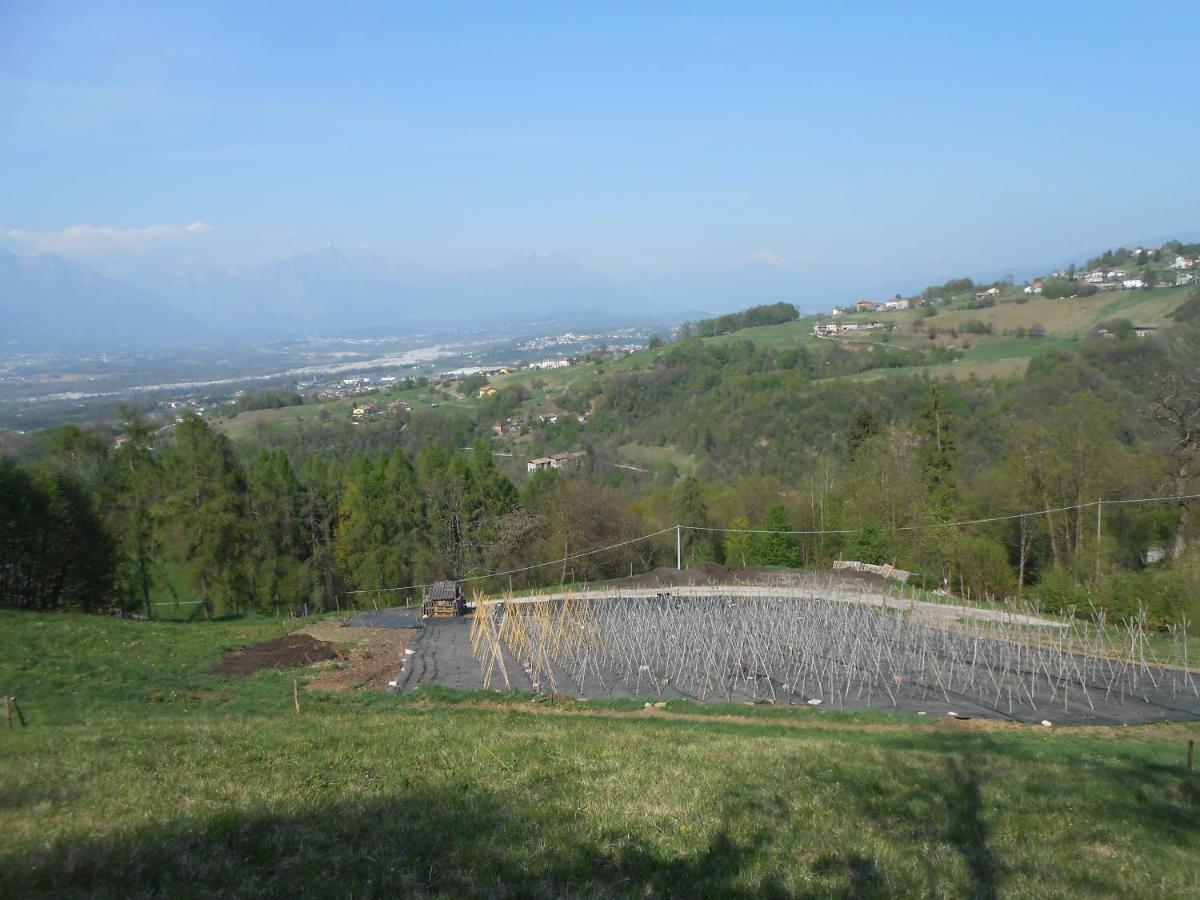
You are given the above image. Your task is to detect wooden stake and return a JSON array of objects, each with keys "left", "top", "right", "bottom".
[
  {"left": 293, "top": 680, "right": 301, "bottom": 716},
  {"left": 10, "top": 697, "right": 26, "bottom": 728}
]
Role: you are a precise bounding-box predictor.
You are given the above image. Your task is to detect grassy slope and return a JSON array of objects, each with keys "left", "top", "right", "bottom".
[
  {"left": 216, "top": 386, "right": 445, "bottom": 441},
  {"left": 837, "top": 287, "right": 1186, "bottom": 381},
  {"left": 1, "top": 611, "right": 1197, "bottom": 898}
]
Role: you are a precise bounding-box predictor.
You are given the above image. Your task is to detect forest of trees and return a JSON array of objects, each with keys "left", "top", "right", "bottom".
[
  {"left": 680, "top": 302, "right": 799, "bottom": 338},
  {"left": 3, "top": 293, "right": 1199, "bottom": 627}
]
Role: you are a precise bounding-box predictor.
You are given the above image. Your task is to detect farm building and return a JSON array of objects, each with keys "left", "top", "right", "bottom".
[{"left": 423, "top": 580, "right": 465, "bottom": 617}]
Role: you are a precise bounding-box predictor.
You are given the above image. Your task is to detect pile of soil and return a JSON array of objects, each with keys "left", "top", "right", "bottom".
[{"left": 211, "top": 632, "right": 342, "bottom": 677}]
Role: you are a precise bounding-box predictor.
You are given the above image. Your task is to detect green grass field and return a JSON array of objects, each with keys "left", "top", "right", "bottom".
[
  {"left": 2, "top": 610, "right": 1198, "bottom": 897},
  {"left": 616, "top": 441, "right": 697, "bottom": 474}
]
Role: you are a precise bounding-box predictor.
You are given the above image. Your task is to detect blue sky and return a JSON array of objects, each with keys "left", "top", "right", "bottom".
[{"left": 2, "top": 1, "right": 1198, "bottom": 305}]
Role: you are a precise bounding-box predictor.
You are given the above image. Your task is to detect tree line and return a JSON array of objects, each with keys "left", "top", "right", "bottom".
[
  {"left": 4, "top": 294, "right": 1199, "bottom": 627},
  {"left": 0, "top": 413, "right": 652, "bottom": 617},
  {"left": 678, "top": 302, "right": 798, "bottom": 339}
]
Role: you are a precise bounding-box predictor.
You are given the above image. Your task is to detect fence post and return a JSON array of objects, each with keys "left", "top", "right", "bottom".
[{"left": 676, "top": 524, "right": 682, "bottom": 571}]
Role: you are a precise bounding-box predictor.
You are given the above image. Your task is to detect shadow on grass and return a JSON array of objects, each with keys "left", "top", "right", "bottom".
[
  {"left": 832, "top": 736, "right": 1199, "bottom": 898},
  {"left": 942, "top": 757, "right": 999, "bottom": 900},
  {"left": 0, "top": 781, "right": 804, "bottom": 899},
  {"left": 811, "top": 852, "right": 885, "bottom": 898},
  {"left": 4, "top": 711, "right": 1197, "bottom": 898}
]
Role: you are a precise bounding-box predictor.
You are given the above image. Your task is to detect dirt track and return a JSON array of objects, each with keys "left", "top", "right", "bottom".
[
  {"left": 299, "top": 622, "right": 415, "bottom": 692},
  {"left": 600, "top": 562, "right": 894, "bottom": 591}
]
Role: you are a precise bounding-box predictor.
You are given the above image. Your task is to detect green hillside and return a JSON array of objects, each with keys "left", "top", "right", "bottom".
[
  {"left": 2, "top": 611, "right": 1197, "bottom": 897},
  {"left": 205, "top": 283, "right": 1197, "bottom": 504},
  {"left": 214, "top": 286, "right": 1191, "bottom": 450}
]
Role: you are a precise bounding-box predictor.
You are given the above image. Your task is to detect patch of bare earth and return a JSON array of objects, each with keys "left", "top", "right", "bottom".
[
  {"left": 300, "top": 622, "right": 416, "bottom": 693},
  {"left": 211, "top": 633, "right": 342, "bottom": 677}
]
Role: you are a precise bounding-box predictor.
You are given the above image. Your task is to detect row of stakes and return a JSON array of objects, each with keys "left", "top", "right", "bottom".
[{"left": 469, "top": 578, "right": 1198, "bottom": 719}]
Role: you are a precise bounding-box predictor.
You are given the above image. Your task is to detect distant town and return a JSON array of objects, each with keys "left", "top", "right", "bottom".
[{"left": 811, "top": 244, "right": 1195, "bottom": 338}]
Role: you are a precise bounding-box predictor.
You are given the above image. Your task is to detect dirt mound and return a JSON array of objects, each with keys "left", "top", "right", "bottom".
[{"left": 211, "top": 632, "right": 342, "bottom": 677}]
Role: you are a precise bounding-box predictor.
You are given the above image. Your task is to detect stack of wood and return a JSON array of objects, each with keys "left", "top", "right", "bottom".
[{"left": 423, "top": 580, "right": 465, "bottom": 617}]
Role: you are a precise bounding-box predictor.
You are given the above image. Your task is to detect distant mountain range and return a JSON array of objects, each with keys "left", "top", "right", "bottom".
[
  {"left": 6, "top": 231, "right": 1196, "bottom": 351},
  {"left": 0, "top": 244, "right": 650, "bottom": 349},
  {"left": 0, "top": 249, "right": 204, "bottom": 349}
]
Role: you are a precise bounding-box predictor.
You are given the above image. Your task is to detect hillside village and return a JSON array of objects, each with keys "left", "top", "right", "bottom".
[{"left": 811, "top": 240, "right": 1198, "bottom": 338}]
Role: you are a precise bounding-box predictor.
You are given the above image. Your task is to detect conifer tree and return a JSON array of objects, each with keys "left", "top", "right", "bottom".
[
  {"left": 674, "top": 475, "right": 715, "bottom": 565},
  {"left": 158, "top": 413, "right": 249, "bottom": 618},
  {"left": 336, "top": 448, "right": 425, "bottom": 593},
  {"left": 101, "top": 406, "right": 160, "bottom": 618},
  {"left": 755, "top": 502, "right": 800, "bottom": 568},
  {"left": 247, "top": 449, "right": 307, "bottom": 610}
]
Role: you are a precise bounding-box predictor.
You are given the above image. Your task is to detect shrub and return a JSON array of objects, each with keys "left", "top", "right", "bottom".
[
  {"left": 848, "top": 523, "right": 893, "bottom": 565},
  {"left": 949, "top": 535, "right": 1015, "bottom": 599},
  {"left": 1096, "top": 565, "right": 1199, "bottom": 628},
  {"left": 1034, "top": 569, "right": 1093, "bottom": 615}
]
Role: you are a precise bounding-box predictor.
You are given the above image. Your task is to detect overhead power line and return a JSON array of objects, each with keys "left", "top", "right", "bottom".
[
  {"left": 342, "top": 526, "right": 676, "bottom": 596},
  {"left": 688, "top": 493, "right": 1200, "bottom": 535},
  {"left": 341, "top": 492, "right": 1200, "bottom": 597}
]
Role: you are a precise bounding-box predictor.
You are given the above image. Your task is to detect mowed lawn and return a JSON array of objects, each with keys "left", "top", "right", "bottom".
[{"left": 1, "top": 612, "right": 1198, "bottom": 898}]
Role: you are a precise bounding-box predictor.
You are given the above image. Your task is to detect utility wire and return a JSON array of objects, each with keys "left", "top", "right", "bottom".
[
  {"left": 342, "top": 526, "right": 677, "bottom": 596},
  {"left": 687, "top": 493, "right": 1200, "bottom": 535},
  {"left": 342, "top": 492, "right": 1200, "bottom": 597}
]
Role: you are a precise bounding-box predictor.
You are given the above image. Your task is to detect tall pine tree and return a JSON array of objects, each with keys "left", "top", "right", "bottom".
[
  {"left": 100, "top": 406, "right": 161, "bottom": 618},
  {"left": 158, "top": 414, "right": 249, "bottom": 618},
  {"left": 754, "top": 502, "right": 800, "bottom": 568},
  {"left": 336, "top": 448, "right": 426, "bottom": 594}
]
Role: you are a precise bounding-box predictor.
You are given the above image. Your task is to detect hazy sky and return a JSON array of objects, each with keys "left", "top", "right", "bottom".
[{"left": 2, "top": 1, "right": 1198, "bottom": 299}]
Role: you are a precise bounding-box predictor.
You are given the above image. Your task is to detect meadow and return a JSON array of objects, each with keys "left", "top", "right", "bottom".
[{"left": 2, "top": 610, "right": 1198, "bottom": 898}]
